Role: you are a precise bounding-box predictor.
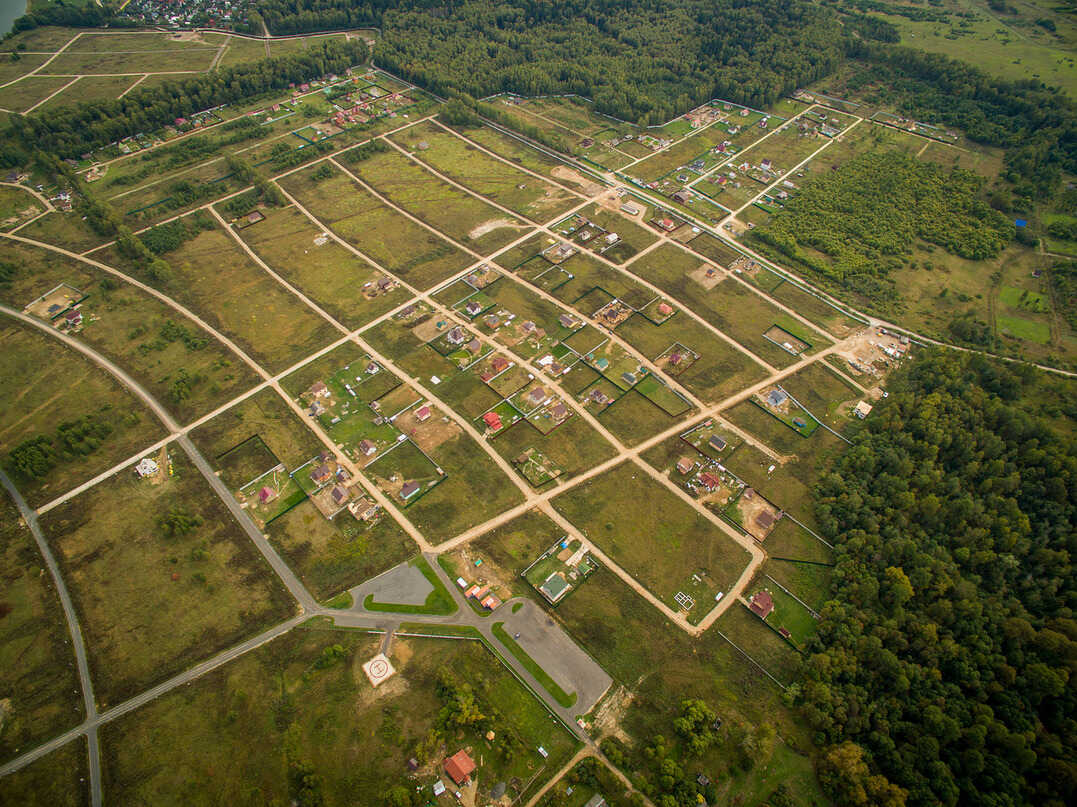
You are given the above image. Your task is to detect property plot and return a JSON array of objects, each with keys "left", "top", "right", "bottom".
[
  {"left": 1, "top": 76, "right": 75, "bottom": 113},
  {"left": 680, "top": 418, "right": 744, "bottom": 461},
  {"left": 0, "top": 496, "right": 84, "bottom": 764},
  {"left": 523, "top": 536, "right": 600, "bottom": 604},
  {"left": 101, "top": 628, "right": 577, "bottom": 804},
  {"left": 0, "top": 52, "right": 49, "bottom": 85},
  {"left": 780, "top": 362, "right": 863, "bottom": 433},
  {"left": 230, "top": 204, "right": 410, "bottom": 329},
  {"left": 280, "top": 165, "right": 472, "bottom": 289},
  {"left": 126, "top": 220, "right": 339, "bottom": 372},
  {"left": 45, "top": 48, "right": 218, "bottom": 75},
  {"left": 391, "top": 120, "right": 578, "bottom": 222},
  {"left": 553, "top": 462, "right": 750, "bottom": 622},
  {"left": 39, "top": 448, "right": 294, "bottom": 707},
  {"left": 763, "top": 324, "right": 811, "bottom": 356},
  {"left": 0, "top": 320, "right": 166, "bottom": 508},
  {"left": 716, "top": 602, "right": 801, "bottom": 685},
  {"left": 635, "top": 374, "right": 692, "bottom": 417},
  {"left": 32, "top": 74, "right": 140, "bottom": 113},
  {"left": 581, "top": 340, "right": 647, "bottom": 390},
  {"left": 555, "top": 202, "right": 658, "bottom": 264},
  {"left": 344, "top": 148, "right": 531, "bottom": 254},
  {"left": 724, "top": 485, "right": 783, "bottom": 542},
  {"left": 630, "top": 120, "right": 736, "bottom": 183},
  {"left": 744, "top": 582, "right": 817, "bottom": 650},
  {"left": 752, "top": 386, "right": 820, "bottom": 437},
  {"left": 598, "top": 388, "right": 681, "bottom": 446},
  {"left": 0, "top": 739, "right": 88, "bottom": 805}
]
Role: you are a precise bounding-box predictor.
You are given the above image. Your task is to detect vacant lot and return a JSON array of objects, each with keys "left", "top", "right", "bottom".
[
  {"left": 101, "top": 626, "right": 578, "bottom": 805},
  {"left": 0, "top": 320, "right": 165, "bottom": 508},
  {"left": 345, "top": 147, "right": 532, "bottom": 254},
  {"left": 0, "top": 497, "right": 83, "bottom": 763},
  {"left": 136, "top": 221, "right": 339, "bottom": 372},
  {"left": 231, "top": 203, "right": 410, "bottom": 329},
  {"left": 0, "top": 76, "right": 73, "bottom": 112},
  {"left": 553, "top": 461, "right": 749, "bottom": 616},
  {"left": 0, "top": 736, "right": 88, "bottom": 806},
  {"left": 39, "top": 448, "right": 295, "bottom": 708},
  {"left": 391, "top": 120, "right": 579, "bottom": 222},
  {"left": 32, "top": 75, "right": 140, "bottom": 113},
  {"left": 280, "top": 165, "right": 472, "bottom": 289},
  {"left": 715, "top": 603, "right": 801, "bottom": 685},
  {"left": 45, "top": 48, "right": 218, "bottom": 75}
]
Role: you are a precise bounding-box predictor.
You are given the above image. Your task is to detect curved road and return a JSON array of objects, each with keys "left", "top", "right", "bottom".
[{"left": 0, "top": 468, "right": 101, "bottom": 807}]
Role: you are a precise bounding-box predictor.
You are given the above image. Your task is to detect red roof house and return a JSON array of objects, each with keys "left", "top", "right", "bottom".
[
  {"left": 444, "top": 750, "right": 476, "bottom": 785},
  {"left": 749, "top": 590, "right": 774, "bottom": 619},
  {"left": 482, "top": 411, "right": 503, "bottom": 431}
]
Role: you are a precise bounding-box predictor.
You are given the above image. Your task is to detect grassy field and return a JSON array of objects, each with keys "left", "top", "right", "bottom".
[
  {"left": 469, "top": 509, "right": 824, "bottom": 805},
  {"left": 628, "top": 243, "right": 827, "bottom": 367},
  {"left": 45, "top": 48, "right": 218, "bottom": 75},
  {"left": 488, "top": 413, "right": 617, "bottom": 487},
  {"left": 392, "top": 120, "right": 579, "bottom": 222},
  {"left": 123, "top": 220, "right": 340, "bottom": 373},
  {"left": 32, "top": 74, "right": 140, "bottom": 113},
  {"left": 0, "top": 75, "right": 74, "bottom": 112},
  {"left": 100, "top": 625, "right": 578, "bottom": 805},
  {"left": 0, "top": 53, "right": 50, "bottom": 85},
  {"left": 715, "top": 603, "right": 801, "bottom": 684},
  {"left": 780, "top": 361, "right": 863, "bottom": 434},
  {"left": 629, "top": 120, "right": 735, "bottom": 183},
  {"left": 39, "top": 447, "right": 296, "bottom": 708},
  {"left": 552, "top": 461, "right": 749, "bottom": 618},
  {"left": 0, "top": 496, "right": 84, "bottom": 763},
  {"left": 345, "top": 147, "right": 532, "bottom": 254},
  {"left": 280, "top": 164, "right": 473, "bottom": 290},
  {"left": 1, "top": 239, "right": 262, "bottom": 423},
  {"left": 230, "top": 203, "right": 411, "bottom": 330},
  {"left": 596, "top": 388, "right": 682, "bottom": 447},
  {"left": 0, "top": 736, "right": 89, "bottom": 806},
  {"left": 0, "top": 320, "right": 166, "bottom": 508}
]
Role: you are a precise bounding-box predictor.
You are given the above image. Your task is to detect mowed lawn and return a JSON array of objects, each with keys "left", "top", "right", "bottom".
[
  {"left": 100, "top": 628, "right": 578, "bottom": 805},
  {"left": 0, "top": 321, "right": 166, "bottom": 508},
  {"left": 39, "top": 448, "right": 296, "bottom": 708},
  {"left": 230, "top": 203, "right": 411, "bottom": 330},
  {"left": 153, "top": 222, "right": 339, "bottom": 372},
  {"left": 343, "top": 148, "right": 532, "bottom": 254},
  {"left": 552, "top": 461, "right": 750, "bottom": 615},
  {"left": 0, "top": 497, "right": 84, "bottom": 764},
  {"left": 280, "top": 165, "right": 472, "bottom": 290},
  {"left": 390, "top": 119, "right": 579, "bottom": 222},
  {"left": 0, "top": 240, "right": 261, "bottom": 424}
]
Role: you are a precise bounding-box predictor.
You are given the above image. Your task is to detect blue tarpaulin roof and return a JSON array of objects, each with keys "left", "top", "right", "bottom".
[{"left": 1015, "top": 219, "right": 1028, "bottom": 227}]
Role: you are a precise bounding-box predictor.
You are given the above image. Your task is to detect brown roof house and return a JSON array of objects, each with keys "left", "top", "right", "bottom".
[{"left": 749, "top": 590, "right": 774, "bottom": 619}]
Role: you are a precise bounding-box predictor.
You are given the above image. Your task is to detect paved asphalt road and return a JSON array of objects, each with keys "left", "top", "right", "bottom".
[{"left": 0, "top": 469, "right": 101, "bottom": 807}]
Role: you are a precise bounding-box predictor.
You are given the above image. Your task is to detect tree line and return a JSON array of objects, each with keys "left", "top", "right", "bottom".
[{"left": 799, "top": 351, "right": 1077, "bottom": 807}]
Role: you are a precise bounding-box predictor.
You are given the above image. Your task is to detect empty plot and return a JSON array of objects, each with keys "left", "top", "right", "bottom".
[
  {"left": 0, "top": 320, "right": 166, "bottom": 508},
  {"left": 344, "top": 148, "right": 531, "bottom": 254},
  {"left": 1, "top": 76, "right": 73, "bottom": 112},
  {"left": 68, "top": 32, "right": 224, "bottom": 52},
  {"left": 280, "top": 164, "right": 472, "bottom": 289},
  {"left": 231, "top": 204, "right": 410, "bottom": 329},
  {"left": 45, "top": 49, "right": 218, "bottom": 75},
  {"left": 716, "top": 602, "right": 801, "bottom": 684},
  {"left": 391, "top": 120, "right": 579, "bottom": 222},
  {"left": 0, "top": 240, "right": 261, "bottom": 423},
  {"left": 32, "top": 74, "right": 140, "bottom": 112},
  {"left": 150, "top": 222, "right": 339, "bottom": 372},
  {"left": 269, "top": 33, "right": 349, "bottom": 58},
  {"left": 39, "top": 447, "right": 295, "bottom": 707},
  {"left": 0, "top": 53, "right": 49, "bottom": 85},
  {"left": 553, "top": 461, "right": 749, "bottom": 619}
]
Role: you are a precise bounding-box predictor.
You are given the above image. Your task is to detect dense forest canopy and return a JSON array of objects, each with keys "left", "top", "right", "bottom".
[
  {"left": 802, "top": 352, "right": 1077, "bottom": 807},
  {"left": 747, "top": 150, "right": 1012, "bottom": 292},
  {"left": 255, "top": 0, "right": 847, "bottom": 121}
]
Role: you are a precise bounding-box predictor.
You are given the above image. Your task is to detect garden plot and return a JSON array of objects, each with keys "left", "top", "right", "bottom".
[
  {"left": 218, "top": 435, "right": 306, "bottom": 528},
  {"left": 345, "top": 148, "right": 531, "bottom": 254},
  {"left": 680, "top": 419, "right": 744, "bottom": 462},
  {"left": 390, "top": 120, "right": 578, "bottom": 221},
  {"left": 232, "top": 204, "right": 410, "bottom": 329},
  {"left": 279, "top": 165, "right": 471, "bottom": 290},
  {"left": 744, "top": 581, "right": 818, "bottom": 650},
  {"left": 752, "top": 386, "right": 821, "bottom": 438},
  {"left": 523, "top": 537, "right": 600, "bottom": 604}
]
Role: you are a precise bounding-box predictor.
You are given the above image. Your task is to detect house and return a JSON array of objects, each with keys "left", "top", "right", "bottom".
[
  {"left": 672, "top": 190, "right": 692, "bottom": 205},
  {"left": 432, "top": 781, "right": 446, "bottom": 797},
  {"left": 366, "top": 361, "right": 380, "bottom": 375},
  {"left": 709, "top": 435, "right": 727, "bottom": 452},
  {"left": 657, "top": 217, "right": 677, "bottom": 231},
  {"left": 465, "top": 300, "right": 483, "bottom": 316},
  {"left": 480, "top": 594, "right": 501, "bottom": 610},
  {"left": 377, "top": 276, "right": 394, "bottom": 291},
  {"left": 348, "top": 497, "right": 380, "bottom": 521},
  {"left": 444, "top": 750, "right": 476, "bottom": 786},
  {"left": 415, "top": 406, "right": 432, "bottom": 422},
  {"left": 446, "top": 326, "right": 465, "bottom": 345},
  {"left": 359, "top": 439, "right": 377, "bottom": 457},
  {"left": 550, "top": 402, "right": 568, "bottom": 419},
  {"left": 656, "top": 302, "right": 673, "bottom": 317},
  {"left": 483, "top": 313, "right": 501, "bottom": 329},
  {"left": 589, "top": 389, "right": 610, "bottom": 405},
  {"left": 749, "top": 590, "right": 774, "bottom": 619},
  {"left": 259, "top": 486, "right": 277, "bottom": 504},
  {"left": 767, "top": 389, "right": 789, "bottom": 408},
  {"left": 64, "top": 309, "right": 83, "bottom": 328},
  {"left": 621, "top": 371, "right": 636, "bottom": 386},
  {"left": 854, "top": 401, "right": 873, "bottom": 419},
  {"left": 677, "top": 457, "right": 695, "bottom": 475},
  {"left": 621, "top": 202, "right": 641, "bottom": 216},
  {"left": 330, "top": 485, "right": 350, "bottom": 505},
  {"left": 604, "top": 232, "right": 620, "bottom": 245},
  {"left": 490, "top": 356, "right": 510, "bottom": 374},
  {"left": 699, "top": 472, "right": 722, "bottom": 491},
  {"left": 309, "top": 381, "right": 330, "bottom": 398},
  {"left": 539, "top": 571, "right": 571, "bottom": 603},
  {"left": 584, "top": 795, "right": 608, "bottom": 807},
  {"left": 755, "top": 510, "right": 777, "bottom": 531},
  {"left": 559, "top": 313, "right": 578, "bottom": 329},
  {"left": 400, "top": 481, "right": 421, "bottom": 500},
  {"left": 466, "top": 338, "right": 481, "bottom": 354},
  {"left": 527, "top": 387, "right": 547, "bottom": 406},
  {"left": 669, "top": 352, "right": 683, "bottom": 366},
  {"left": 521, "top": 320, "right": 537, "bottom": 333},
  {"left": 482, "top": 411, "right": 503, "bottom": 431},
  {"left": 310, "top": 463, "right": 332, "bottom": 485},
  {"left": 135, "top": 457, "right": 159, "bottom": 478}
]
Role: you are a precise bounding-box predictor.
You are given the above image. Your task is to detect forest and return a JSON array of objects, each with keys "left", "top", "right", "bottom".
[
  {"left": 747, "top": 150, "right": 1012, "bottom": 294},
  {"left": 801, "top": 351, "right": 1077, "bottom": 807},
  {"left": 254, "top": 0, "right": 846, "bottom": 122}
]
